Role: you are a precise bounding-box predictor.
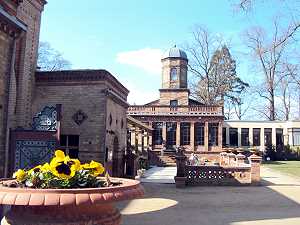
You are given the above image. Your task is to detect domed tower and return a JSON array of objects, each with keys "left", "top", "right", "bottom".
[{"left": 159, "top": 46, "right": 189, "bottom": 106}]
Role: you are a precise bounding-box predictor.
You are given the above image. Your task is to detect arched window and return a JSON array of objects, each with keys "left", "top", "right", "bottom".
[{"left": 170, "top": 68, "right": 177, "bottom": 81}]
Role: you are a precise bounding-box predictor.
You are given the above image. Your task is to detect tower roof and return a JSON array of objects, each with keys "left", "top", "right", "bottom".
[{"left": 162, "top": 45, "right": 188, "bottom": 60}]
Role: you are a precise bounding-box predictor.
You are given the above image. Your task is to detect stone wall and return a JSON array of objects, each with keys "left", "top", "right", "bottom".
[
  {"left": 161, "top": 58, "right": 188, "bottom": 89},
  {"left": 15, "top": 0, "right": 45, "bottom": 128},
  {"left": 159, "top": 89, "right": 189, "bottom": 106},
  {"left": 32, "top": 83, "right": 108, "bottom": 163},
  {"left": 105, "top": 97, "right": 128, "bottom": 176}
]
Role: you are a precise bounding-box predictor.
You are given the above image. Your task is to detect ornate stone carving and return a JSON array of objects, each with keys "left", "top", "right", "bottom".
[
  {"left": 32, "top": 106, "right": 57, "bottom": 131},
  {"left": 72, "top": 110, "right": 87, "bottom": 126}
]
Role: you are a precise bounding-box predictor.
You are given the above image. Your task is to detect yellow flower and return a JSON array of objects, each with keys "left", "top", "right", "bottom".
[
  {"left": 13, "top": 169, "right": 27, "bottom": 182},
  {"left": 49, "top": 154, "right": 80, "bottom": 179},
  {"left": 41, "top": 163, "right": 51, "bottom": 172},
  {"left": 54, "top": 150, "right": 65, "bottom": 159},
  {"left": 50, "top": 160, "right": 76, "bottom": 179},
  {"left": 82, "top": 160, "right": 105, "bottom": 176},
  {"left": 27, "top": 165, "right": 42, "bottom": 175}
]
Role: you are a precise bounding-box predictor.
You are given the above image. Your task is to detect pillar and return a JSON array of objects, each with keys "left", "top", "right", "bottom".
[
  {"left": 176, "top": 122, "right": 180, "bottom": 146},
  {"left": 226, "top": 127, "right": 230, "bottom": 146},
  {"left": 238, "top": 127, "right": 242, "bottom": 147},
  {"left": 149, "top": 122, "right": 153, "bottom": 149},
  {"left": 144, "top": 131, "right": 148, "bottom": 149},
  {"left": 137, "top": 129, "right": 143, "bottom": 152},
  {"left": 204, "top": 122, "right": 209, "bottom": 151},
  {"left": 249, "top": 154, "right": 262, "bottom": 184},
  {"left": 218, "top": 122, "right": 222, "bottom": 149},
  {"left": 260, "top": 128, "right": 265, "bottom": 151},
  {"left": 249, "top": 128, "right": 253, "bottom": 146},
  {"left": 162, "top": 122, "right": 167, "bottom": 145},
  {"left": 134, "top": 127, "right": 139, "bottom": 153},
  {"left": 190, "top": 122, "right": 195, "bottom": 151},
  {"left": 272, "top": 127, "right": 276, "bottom": 148}
]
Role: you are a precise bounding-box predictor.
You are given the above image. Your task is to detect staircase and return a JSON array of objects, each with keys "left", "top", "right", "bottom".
[{"left": 149, "top": 149, "right": 177, "bottom": 167}]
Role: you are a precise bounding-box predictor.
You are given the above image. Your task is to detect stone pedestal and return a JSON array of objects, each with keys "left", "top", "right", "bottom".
[
  {"left": 249, "top": 154, "right": 262, "bottom": 185},
  {"left": 174, "top": 152, "right": 187, "bottom": 188},
  {"left": 228, "top": 153, "right": 236, "bottom": 166},
  {"left": 236, "top": 153, "right": 246, "bottom": 165}
]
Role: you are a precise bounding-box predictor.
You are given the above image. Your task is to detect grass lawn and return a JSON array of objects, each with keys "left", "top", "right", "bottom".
[{"left": 263, "top": 161, "right": 300, "bottom": 178}]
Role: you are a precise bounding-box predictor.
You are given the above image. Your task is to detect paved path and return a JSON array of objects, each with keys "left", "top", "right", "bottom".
[
  {"left": 140, "top": 166, "right": 176, "bottom": 184},
  {"left": 117, "top": 166, "right": 300, "bottom": 225}
]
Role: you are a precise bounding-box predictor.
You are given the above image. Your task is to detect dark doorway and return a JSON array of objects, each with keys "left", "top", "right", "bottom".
[
  {"left": 112, "top": 136, "right": 121, "bottom": 177},
  {"left": 166, "top": 122, "right": 176, "bottom": 148},
  {"left": 276, "top": 128, "right": 284, "bottom": 152}
]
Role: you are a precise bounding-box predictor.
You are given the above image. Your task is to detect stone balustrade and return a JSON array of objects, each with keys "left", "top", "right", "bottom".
[
  {"left": 127, "top": 105, "right": 223, "bottom": 116},
  {"left": 174, "top": 152, "right": 262, "bottom": 188}
]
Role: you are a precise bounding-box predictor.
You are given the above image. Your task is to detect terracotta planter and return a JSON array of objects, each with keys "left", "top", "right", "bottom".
[{"left": 0, "top": 178, "right": 144, "bottom": 225}]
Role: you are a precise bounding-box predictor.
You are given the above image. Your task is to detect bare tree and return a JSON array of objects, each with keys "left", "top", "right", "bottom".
[
  {"left": 37, "top": 41, "right": 72, "bottom": 71},
  {"left": 186, "top": 26, "right": 248, "bottom": 107},
  {"left": 244, "top": 20, "right": 300, "bottom": 120}
]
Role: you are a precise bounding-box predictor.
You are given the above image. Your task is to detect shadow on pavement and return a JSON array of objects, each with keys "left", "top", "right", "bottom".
[{"left": 117, "top": 180, "right": 300, "bottom": 225}]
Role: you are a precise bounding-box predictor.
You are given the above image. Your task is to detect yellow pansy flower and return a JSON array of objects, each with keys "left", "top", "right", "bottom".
[
  {"left": 13, "top": 169, "right": 27, "bottom": 182},
  {"left": 49, "top": 153, "right": 81, "bottom": 179},
  {"left": 55, "top": 150, "right": 66, "bottom": 159},
  {"left": 27, "top": 165, "right": 42, "bottom": 175},
  {"left": 82, "top": 160, "right": 105, "bottom": 176},
  {"left": 41, "top": 163, "right": 51, "bottom": 172}
]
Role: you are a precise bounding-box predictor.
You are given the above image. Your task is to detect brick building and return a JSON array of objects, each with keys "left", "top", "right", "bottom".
[
  {"left": 128, "top": 46, "right": 224, "bottom": 160},
  {"left": 0, "top": 1, "right": 129, "bottom": 177},
  {"left": 0, "top": 0, "right": 46, "bottom": 177}
]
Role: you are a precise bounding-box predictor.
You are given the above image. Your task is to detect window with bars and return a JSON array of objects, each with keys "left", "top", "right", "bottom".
[
  {"left": 208, "top": 123, "right": 218, "bottom": 146},
  {"left": 170, "top": 68, "right": 177, "bottom": 81},
  {"left": 194, "top": 123, "right": 204, "bottom": 146},
  {"left": 60, "top": 135, "right": 79, "bottom": 159},
  {"left": 180, "top": 122, "right": 190, "bottom": 145},
  {"left": 264, "top": 128, "right": 272, "bottom": 146},
  {"left": 170, "top": 100, "right": 178, "bottom": 107},
  {"left": 229, "top": 128, "right": 238, "bottom": 147},
  {"left": 241, "top": 128, "right": 249, "bottom": 146},
  {"left": 153, "top": 122, "right": 163, "bottom": 145},
  {"left": 166, "top": 122, "right": 177, "bottom": 146},
  {"left": 253, "top": 128, "right": 261, "bottom": 146}
]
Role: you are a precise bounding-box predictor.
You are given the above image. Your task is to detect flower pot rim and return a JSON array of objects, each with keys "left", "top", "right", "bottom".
[{"left": 0, "top": 177, "right": 144, "bottom": 206}]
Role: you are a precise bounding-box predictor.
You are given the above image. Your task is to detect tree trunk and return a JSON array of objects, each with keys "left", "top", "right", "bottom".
[{"left": 270, "top": 90, "right": 275, "bottom": 121}]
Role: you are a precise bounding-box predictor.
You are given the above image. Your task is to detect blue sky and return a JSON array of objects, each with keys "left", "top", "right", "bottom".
[{"left": 40, "top": 0, "right": 284, "bottom": 105}]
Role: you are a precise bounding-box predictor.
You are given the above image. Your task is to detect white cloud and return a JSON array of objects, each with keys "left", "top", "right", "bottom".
[
  {"left": 126, "top": 82, "right": 159, "bottom": 105},
  {"left": 116, "top": 48, "right": 163, "bottom": 74}
]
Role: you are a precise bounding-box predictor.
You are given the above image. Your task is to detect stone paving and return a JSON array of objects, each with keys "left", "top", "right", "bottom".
[
  {"left": 140, "top": 166, "right": 176, "bottom": 184},
  {"left": 117, "top": 166, "right": 300, "bottom": 225}
]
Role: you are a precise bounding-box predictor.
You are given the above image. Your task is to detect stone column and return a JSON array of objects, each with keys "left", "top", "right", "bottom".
[
  {"left": 144, "top": 131, "right": 148, "bottom": 150},
  {"left": 272, "top": 127, "right": 276, "bottom": 148},
  {"left": 149, "top": 122, "right": 153, "bottom": 149},
  {"left": 134, "top": 128, "right": 139, "bottom": 153},
  {"left": 249, "top": 154, "right": 262, "bottom": 185},
  {"left": 238, "top": 127, "right": 242, "bottom": 147},
  {"left": 190, "top": 122, "right": 195, "bottom": 151},
  {"left": 174, "top": 152, "right": 187, "bottom": 188},
  {"left": 176, "top": 122, "right": 180, "bottom": 146},
  {"left": 162, "top": 122, "right": 167, "bottom": 145},
  {"left": 226, "top": 127, "right": 230, "bottom": 146},
  {"left": 204, "top": 122, "right": 209, "bottom": 151},
  {"left": 260, "top": 128, "right": 265, "bottom": 152},
  {"left": 249, "top": 128, "right": 253, "bottom": 146},
  {"left": 137, "top": 129, "right": 143, "bottom": 152},
  {"left": 218, "top": 122, "right": 222, "bottom": 149}
]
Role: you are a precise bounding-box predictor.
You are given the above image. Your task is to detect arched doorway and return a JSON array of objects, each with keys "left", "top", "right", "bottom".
[{"left": 112, "top": 136, "right": 120, "bottom": 177}]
